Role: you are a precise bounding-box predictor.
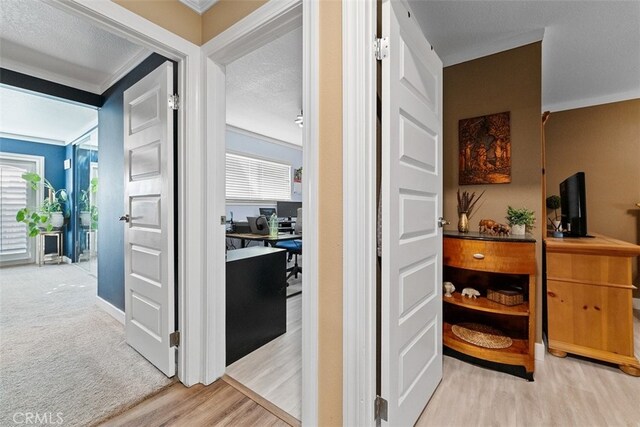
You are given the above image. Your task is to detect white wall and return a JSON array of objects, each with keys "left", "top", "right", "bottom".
[{"left": 225, "top": 127, "right": 302, "bottom": 222}]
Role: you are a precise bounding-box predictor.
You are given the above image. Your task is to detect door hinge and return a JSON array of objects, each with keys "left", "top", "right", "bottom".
[
  {"left": 374, "top": 395, "right": 388, "bottom": 422},
  {"left": 375, "top": 37, "right": 389, "bottom": 61},
  {"left": 168, "top": 94, "right": 180, "bottom": 110},
  {"left": 169, "top": 331, "right": 180, "bottom": 347}
]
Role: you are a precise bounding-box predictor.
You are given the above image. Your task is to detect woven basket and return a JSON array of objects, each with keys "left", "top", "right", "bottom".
[
  {"left": 451, "top": 323, "right": 513, "bottom": 349},
  {"left": 487, "top": 288, "right": 523, "bottom": 306}
]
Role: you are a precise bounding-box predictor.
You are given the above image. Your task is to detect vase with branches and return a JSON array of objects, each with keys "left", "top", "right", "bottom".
[{"left": 456, "top": 189, "right": 485, "bottom": 232}]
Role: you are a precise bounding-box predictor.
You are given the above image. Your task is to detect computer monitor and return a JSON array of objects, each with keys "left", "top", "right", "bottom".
[
  {"left": 259, "top": 207, "right": 276, "bottom": 217},
  {"left": 276, "top": 201, "right": 302, "bottom": 219}
]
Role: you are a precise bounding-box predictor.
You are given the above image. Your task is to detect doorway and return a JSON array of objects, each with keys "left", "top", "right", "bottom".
[
  {"left": 203, "top": 0, "right": 319, "bottom": 423},
  {"left": 0, "top": 2, "right": 192, "bottom": 423},
  {"left": 222, "top": 22, "right": 303, "bottom": 419}
]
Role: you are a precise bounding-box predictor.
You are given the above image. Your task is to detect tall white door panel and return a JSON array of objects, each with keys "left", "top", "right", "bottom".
[
  {"left": 123, "top": 62, "right": 176, "bottom": 377},
  {"left": 381, "top": 1, "right": 444, "bottom": 424}
]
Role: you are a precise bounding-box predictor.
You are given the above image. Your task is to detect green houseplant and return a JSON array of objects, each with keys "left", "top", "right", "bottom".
[
  {"left": 79, "top": 177, "right": 98, "bottom": 229},
  {"left": 506, "top": 206, "right": 535, "bottom": 235},
  {"left": 15, "top": 172, "right": 68, "bottom": 236}
]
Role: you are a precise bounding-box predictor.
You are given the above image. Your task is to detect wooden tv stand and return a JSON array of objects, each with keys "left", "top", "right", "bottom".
[{"left": 544, "top": 233, "right": 640, "bottom": 376}]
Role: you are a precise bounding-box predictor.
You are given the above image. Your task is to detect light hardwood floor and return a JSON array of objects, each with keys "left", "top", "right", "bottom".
[
  {"left": 226, "top": 293, "right": 302, "bottom": 420},
  {"left": 100, "top": 380, "right": 289, "bottom": 427},
  {"left": 416, "top": 309, "right": 640, "bottom": 426},
  {"left": 103, "top": 306, "right": 639, "bottom": 426}
]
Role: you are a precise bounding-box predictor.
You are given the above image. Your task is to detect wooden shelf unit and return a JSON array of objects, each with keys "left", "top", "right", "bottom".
[
  {"left": 444, "top": 292, "right": 529, "bottom": 316},
  {"left": 443, "top": 231, "right": 536, "bottom": 377}
]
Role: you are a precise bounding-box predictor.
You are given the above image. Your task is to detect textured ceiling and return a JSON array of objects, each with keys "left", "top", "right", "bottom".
[
  {"left": 226, "top": 26, "right": 303, "bottom": 146},
  {"left": 409, "top": 0, "right": 640, "bottom": 111},
  {"left": 0, "top": 0, "right": 150, "bottom": 94},
  {"left": 0, "top": 86, "right": 97, "bottom": 145}
]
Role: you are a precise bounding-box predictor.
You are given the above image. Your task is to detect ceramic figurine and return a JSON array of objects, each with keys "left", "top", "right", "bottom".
[
  {"left": 443, "top": 282, "right": 455, "bottom": 297},
  {"left": 479, "top": 219, "right": 497, "bottom": 234},
  {"left": 462, "top": 287, "right": 480, "bottom": 299},
  {"left": 479, "top": 218, "right": 510, "bottom": 236},
  {"left": 492, "top": 223, "right": 510, "bottom": 236}
]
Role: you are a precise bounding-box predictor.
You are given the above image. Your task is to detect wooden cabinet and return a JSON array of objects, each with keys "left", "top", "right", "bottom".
[
  {"left": 545, "top": 233, "right": 640, "bottom": 376},
  {"left": 443, "top": 231, "right": 536, "bottom": 379}
]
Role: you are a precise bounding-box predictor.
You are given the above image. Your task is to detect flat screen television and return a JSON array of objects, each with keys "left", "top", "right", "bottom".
[{"left": 559, "top": 171, "right": 588, "bottom": 237}]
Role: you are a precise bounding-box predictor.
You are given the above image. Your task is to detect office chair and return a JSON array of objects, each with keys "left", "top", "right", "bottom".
[{"left": 275, "top": 208, "right": 302, "bottom": 280}]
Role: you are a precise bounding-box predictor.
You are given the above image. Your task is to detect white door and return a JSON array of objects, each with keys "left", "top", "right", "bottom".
[
  {"left": 381, "top": 1, "right": 443, "bottom": 425},
  {"left": 123, "top": 62, "right": 176, "bottom": 377}
]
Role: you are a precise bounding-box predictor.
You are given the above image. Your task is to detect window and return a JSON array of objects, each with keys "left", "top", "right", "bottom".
[
  {"left": 226, "top": 152, "right": 292, "bottom": 201},
  {"left": 0, "top": 154, "right": 42, "bottom": 266}
]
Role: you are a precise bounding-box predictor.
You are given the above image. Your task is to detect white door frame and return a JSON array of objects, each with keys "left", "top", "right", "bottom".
[
  {"left": 342, "top": 0, "right": 378, "bottom": 426},
  {"left": 50, "top": 0, "right": 204, "bottom": 386},
  {"left": 201, "top": 0, "right": 319, "bottom": 423}
]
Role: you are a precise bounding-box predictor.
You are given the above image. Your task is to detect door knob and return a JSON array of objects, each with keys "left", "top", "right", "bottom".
[
  {"left": 119, "top": 214, "right": 130, "bottom": 223},
  {"left": 438, "top": 217, "right": 450, "bottom": 228}
]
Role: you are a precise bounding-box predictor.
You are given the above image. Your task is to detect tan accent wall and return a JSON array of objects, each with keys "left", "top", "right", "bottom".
[
  {"left": 202, "top": 0, "right": 268, "bottom": 44},
  {"left": 544, "top": 99, "right": 640, "bottom": 293},
  {"left": 443, "top": 43, "right": 543, "bottom": 340},
  {"left": 113, "top": 0, "right": 202, "bottom": 45},
  {"left": 317, "top": 1, "right": 343, "bottom": 424}
]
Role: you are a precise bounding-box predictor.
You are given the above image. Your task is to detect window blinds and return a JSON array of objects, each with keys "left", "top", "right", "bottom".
[
  {"left": 226, "top": 153, "right": 292, "bottom": 201},
  {"left": 0, "top": 164, "right": 28, "bottom": 257}
]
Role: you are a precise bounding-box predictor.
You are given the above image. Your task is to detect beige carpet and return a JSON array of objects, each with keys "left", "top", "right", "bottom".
[{"left": 0, "top": 264, "right": 172, "bottom": 427}]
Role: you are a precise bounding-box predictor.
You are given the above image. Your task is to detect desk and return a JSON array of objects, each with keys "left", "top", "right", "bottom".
[
  {"left": 226, "top": 246, "right": 287, "bottom": 365},
  {"left": 545, "top": 233, "right": 640, "bottom": 376},
  {"left": 226, "top": 232, "right": 302, "bottom": 248},
  {"left": 37, "top": 230, "right": 63, "bottom": 266}
]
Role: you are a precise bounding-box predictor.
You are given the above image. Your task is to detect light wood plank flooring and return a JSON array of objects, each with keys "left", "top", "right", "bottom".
[
  {"left": 226, "top": 293, "right": 302, "bottom": 420},
  {"left": 416, "top": 309, "right": 640, "bottom": 426},
  {"left": 99, "top": 380, "right": 290, "bottom": 427},
  {"left": 103, "top": 306, "right": 639, "bottom": 426}
]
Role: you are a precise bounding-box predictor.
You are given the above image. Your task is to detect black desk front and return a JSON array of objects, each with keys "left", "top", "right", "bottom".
[{"left": 226, "top": 246, "right": 287, "bottom": 365}]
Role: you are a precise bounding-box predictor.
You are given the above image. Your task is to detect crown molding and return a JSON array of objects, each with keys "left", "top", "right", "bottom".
[
  {"left": 98, "top": 49, "right": 152, "bottom": 94},
  {"left": 544, "top": 88, "right": 640, "bottom": 113},
  {"left": 226, "top": 124, "right": 303, "bottom": 150},
  {"left": 0, "top": 59, "right": 101, "bottom": 94},
  {"left": 0, "top": 131, "right": 65, "bottom": 146},
  {"left": 179, "top": 0, "right": 219, "bottom": 15},
  {"left": 442, "top": 28, "right": 545, "bottom": 67},
  {"left": 66, "top": 120, "right": 99, "bottom": 145}
]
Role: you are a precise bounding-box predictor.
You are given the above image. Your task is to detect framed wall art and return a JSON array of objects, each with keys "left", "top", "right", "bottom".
[{"left": 458, "top": 111, "right": 511, "bottom": 185}]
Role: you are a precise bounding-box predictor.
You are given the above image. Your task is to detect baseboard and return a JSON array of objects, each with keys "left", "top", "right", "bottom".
[
  {"left": 535, "top": 341, "right": 546, "bottom": 361},
  {"left": 633, "top": 298, "right": 640, "bottom": 311},
  {"left": 96, "top": 296, "right": 125, "bottom": 324}
]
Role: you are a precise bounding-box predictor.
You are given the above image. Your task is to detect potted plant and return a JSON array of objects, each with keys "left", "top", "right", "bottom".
[
  {"left": 79, "top": 177, "right": 98, "bottom": 229},
  {"left": 15, "top": 172, "right": 68, "bottom": 236},
  {"left": 506, "top": 206, "right": 535, "bottom": 235},
  {"left": 546, "top": 195, "right": 562, "bottom": 233}
]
